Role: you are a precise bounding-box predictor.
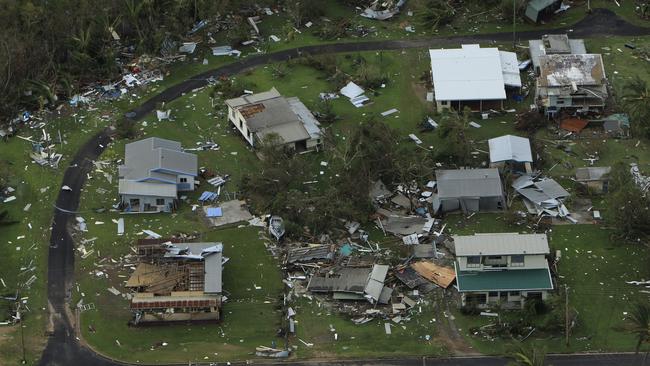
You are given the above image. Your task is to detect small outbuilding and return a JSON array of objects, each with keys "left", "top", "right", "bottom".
[
  {"left": 434, "top": 168, "right": 505, "bottom": 214},
  {"left": 525, "top": 0, "right": 562, "bottom": 23},
  {"left": 575, "top": 166, "right": 611, "bottom": 194}
]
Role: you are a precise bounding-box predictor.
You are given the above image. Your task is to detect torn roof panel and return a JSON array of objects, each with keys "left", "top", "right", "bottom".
[
  {"left": 533, "top": 178, "right": 569, "bottom": 199},
  {"left": 488, "top": 135, "right": 532, "bottom": 163}
]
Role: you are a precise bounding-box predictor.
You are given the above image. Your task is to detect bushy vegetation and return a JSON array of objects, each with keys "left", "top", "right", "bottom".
[{"left": 606, "top": 162, "right": 650, "bottom": 242}]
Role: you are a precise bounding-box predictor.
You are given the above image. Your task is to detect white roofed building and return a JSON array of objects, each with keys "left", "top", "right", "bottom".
[{"left": 429, "top": 44, "right": 522, "bottom": 112}]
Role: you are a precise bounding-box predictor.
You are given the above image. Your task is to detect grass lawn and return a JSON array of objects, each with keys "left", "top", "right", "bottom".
[{"left": 0, "top": 102, "right": 118, "bottom": 365}]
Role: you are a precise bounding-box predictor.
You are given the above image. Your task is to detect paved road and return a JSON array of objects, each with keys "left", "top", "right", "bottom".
[{"left": 39, "top": 8, "right": 649, "bottom": 366}]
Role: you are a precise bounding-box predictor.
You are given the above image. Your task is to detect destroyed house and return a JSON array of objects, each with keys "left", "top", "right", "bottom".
[
  {"left": 433, "top": 168, "right": 505, "bottom": 214},
  {"left": 453, "top": 233, "right": 553, "bottom": 309},
  {"left": 307, "top": 264, "right": 391, "bottom": 304},
  {"left": 529, "top": 34, "right": 587, "bottom": 71},
  {"left": 535, "top": 54, "right": 608, "bottom": 116},
  {"left": 429, "top": 45, "right": 521, "bottom": 112},
  {"left": 512, "top": 176, "right": 570, "bottom": 217},
  {"left": 575, "top": 166, "right": 611, "bottom": 193},
  {"left": 126, "top": 241, "right": 223, "bottom": 324},
  {"left": 225, "top": 88, "right": 322, "bottom": 151},
  {"left": 488, "top": 135, "right": 533, "bottom": 173},
  {"left": 118, "top": 137, "right": 197, "bottom": 213}
]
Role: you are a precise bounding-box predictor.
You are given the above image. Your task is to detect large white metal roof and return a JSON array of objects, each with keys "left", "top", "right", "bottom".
[
  {"left": 488, "top": 135, "right": 532, "bottom": 163},
  {"left": 429, "top": 45, "right": 520, "bottom": 101}
]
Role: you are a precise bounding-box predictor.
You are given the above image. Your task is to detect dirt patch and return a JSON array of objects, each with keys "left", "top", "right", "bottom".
[{"left": 411, "top": 81, "right": 433, "bottom": 108}]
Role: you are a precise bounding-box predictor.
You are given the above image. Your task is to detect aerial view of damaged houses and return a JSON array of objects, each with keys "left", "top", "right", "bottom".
[{"left": 2, "top": 1, "right": 650, "bottom": 366}]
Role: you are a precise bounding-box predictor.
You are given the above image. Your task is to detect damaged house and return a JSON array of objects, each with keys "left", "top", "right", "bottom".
[
  {"left": 429, "top": 44, "right": 521, "bottom": 112},
  {"left": 118, "top": 137, "right": 197, "bottom": 213},
  {"left": 433, "top": 168, "right": 506, "bottom": 214},
  {"left": 307, "top": 264, "right": 391, "bottom": 304},
  {"left": 453, "top": 233, "right": 554, "bottom": 309},
  {"left": 126, "top": 241, "right": 224, "bottom": 324},
  {"left": 575, "top": 166, "right": 611, "bottom": 194},
  {"left": 534, "top": 53, "right": 608, "bottom": 117},
  {"left": 529, "top": 34, "right": 587, "bottom": 71},
  {"left": 512, "top": 175, "right": 571, "bottom": 219},
  {"left": 225, "top": 87, "right": 322, "bottom": 151},
  {"left": 488, "top": 135, "right": 533, "bottom": 173}
]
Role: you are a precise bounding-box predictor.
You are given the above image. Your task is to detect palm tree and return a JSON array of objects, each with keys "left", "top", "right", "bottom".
[
  {"left": 506, "top": 343, "right": 548, "bottom": 366},
  {"left": 620, "top": 76, "right": 650, "bottom": 137},
  {"left": 625, "top": 302, "right": 650, "bottom": 354}
]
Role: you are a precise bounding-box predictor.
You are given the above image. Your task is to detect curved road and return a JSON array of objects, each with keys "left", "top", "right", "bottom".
[{"left": 40, "top": 9, "right": 649, "bottom": 366}]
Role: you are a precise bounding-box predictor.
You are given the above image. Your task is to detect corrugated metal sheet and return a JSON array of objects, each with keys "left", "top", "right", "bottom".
[{"left": 453, "top": 233, "right": 550, "bottom": 256}]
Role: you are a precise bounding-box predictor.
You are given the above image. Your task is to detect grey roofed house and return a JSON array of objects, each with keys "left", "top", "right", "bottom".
[
  {"left": 488, "top": 135, "right": 533, "bottom": 164},
  {"left": 453, "top": 233, "right": 550, "bottom": 256},
  {"left": 529, "top": 34, "right": 587, "bottom": 70},
  {"left": 118, "top": 137, "right": 197, "bottom": 213},
  {"left": 225, "top": 88, "right": 322, "bottom": 150},
  {"left": 434, "top": 168, "right": 505, "bottom": 213}
]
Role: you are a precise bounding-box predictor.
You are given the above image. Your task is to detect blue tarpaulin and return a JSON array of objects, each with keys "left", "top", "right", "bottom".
[{"left": 206, "top": 207, "right": 223, "bottom": 217}]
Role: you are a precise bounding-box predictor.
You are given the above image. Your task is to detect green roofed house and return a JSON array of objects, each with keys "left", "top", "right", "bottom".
[
  {"left": 453, "top": 233, "right": 554, "bottom": 309},
  {"left": 525, "top": 0, "right": 562, "bottom": 23}
]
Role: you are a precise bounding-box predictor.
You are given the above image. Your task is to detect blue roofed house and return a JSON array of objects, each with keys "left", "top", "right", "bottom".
[
  {"left": 453, "top": 233, "right": 554, "bottom": 309},
  {"left": 118, "top": 137, "right": 197, "bottom": 213}
]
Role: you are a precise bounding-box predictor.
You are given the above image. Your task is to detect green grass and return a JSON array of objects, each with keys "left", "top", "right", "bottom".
[{"left": 0, "top": 104, "right": 115, "bottom": 365}]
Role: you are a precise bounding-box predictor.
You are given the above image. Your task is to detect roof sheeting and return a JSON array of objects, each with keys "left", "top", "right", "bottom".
[
  {"left": 488, "top": 135, "right": 532, "bottom": 163},
  {"left": 538, "top": 54, "right": 606, "bottom": 87},
  {"left": 436, "top": 168, "right": 504, "bottom": 198},
  {"left": 453, "top": 233, "right": 550, "bottom": 256},
  {"left": 456, "top": 268, "right": 554, "bottom": 292},
  {"left": 499, "top": 51, "right": 522, "bottom": 88},
  {"left": 118, "top": 179, "right": 177, "bottom": 197},
  {"left": 429, "top": 45, "right": 519, "bottom": 101}
]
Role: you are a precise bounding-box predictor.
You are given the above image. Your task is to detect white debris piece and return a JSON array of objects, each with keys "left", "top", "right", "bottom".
[
  {"left": 178, "top": 42, "right": 197, "bottom": 54},
  {"left": 117, "top": 218, "right": 124, "bottom": 236},
  {"left": 469, "top": 122, "right": 482, "bottom": 128},
  {"left": 408, "top": 134, "right": 422, "bottom": 144},
  {"left": 402, "top": 233, "right": 419, "bottom": 245},
  {"left": 62, "top": 185, "right": 72, "bottom": 191},
  {"left": 269, "top": 35, "right": 280, "bottom": 42},
  {"left": 142, "top": 230, "right": 162, "bottom": 239},
  {"left": 107, "top": 287, "right": 121, "bottom": 296},
  {"left": 2, "top": 196, "right": 16, "bottom": 203},
  {"left": 156, "top": 110, "right": 171, "bottom": 121},
  {"left": 381, "top": 108, "right": 399, "bottom": 116},
  {"left": 384, "top": 323, "right": 392, "bottom": 335}
]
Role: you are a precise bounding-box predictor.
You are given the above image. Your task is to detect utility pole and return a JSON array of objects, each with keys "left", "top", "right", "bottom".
[
  {"left": 512, "top": 0, "right": 516, "bottom": 48},
  {"left": 565, "top": 285, "right": 570, "bottom": 346}
]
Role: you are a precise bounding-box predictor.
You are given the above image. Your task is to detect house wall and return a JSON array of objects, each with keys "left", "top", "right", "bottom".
[
  {"left": 440, "top": 196, "right": 504, "bottom": 213},
  {"left": 120, "top": 194, "right": 175, "bottom": 213},
  {"left": 176, "top": 175, "right": 195, "bottom": 191},
  {"left": 228, "top": 106, "right": 255, "bottom": 147},
  {"left": 461, "top": 290, "right": 549, "bottom": 309},
  {"left": 457, "top": 254, "right": 547, "bottom": 271},
  {"left": 137, "top": 307, "right": 220, "bottom": 323}
]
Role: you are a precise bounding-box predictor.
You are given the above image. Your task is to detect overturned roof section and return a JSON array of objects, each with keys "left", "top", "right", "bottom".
[
  {"left": 537, "top": 54, "right": 606, "bottom": 87},
  {"left": 453, "top": 233, "right": 550, "bottom": 256},
  {"left": 489, "top": 135, "right": 532, "bottom": 163},
  {"left": 429, "top": 45, "right": 521, "bottom": 101},
  {"left": 436, "top": 168, "right": 504, "bottom": 198}
]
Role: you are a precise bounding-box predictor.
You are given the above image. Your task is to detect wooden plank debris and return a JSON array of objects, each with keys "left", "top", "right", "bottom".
[{"left": 410, "top": 261, "right": 456, "bottom": 288}]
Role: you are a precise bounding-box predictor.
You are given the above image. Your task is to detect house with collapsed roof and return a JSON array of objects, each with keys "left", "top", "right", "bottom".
[
  {"left": 428, "top": 44, "right": 521, "bottom": 112},
  {"left": 534, "top": 52, "right": 608, "bottom": 117},
  {"left": 512, "top": 175, "right": 571, "bottom": 219},
  {"left": 225, "top": 88, "right": 322, "bottom": 151},
  {"left": 529, "top": 34, "right": 587, "bottom": 71},
  {"left": 488, "top": 135, "right": 533, "bottom": 173},
  {"left": 126, "top": 241, "right": 223, "bottom": 324},
  {"left": 575, "top": 166, "right": 611, "bottom": 194},
  {"left": 453, "top": 233, "right": 554, "bottom": 309},
  {"left": 433, "top": 168, "right": 506, "bottom": 214},
  {"left": 118, "top": 137, "right": 197, "bottom": 213},
  {"left": 307, "top": 264, "right": 391, "bottom": 304}
]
